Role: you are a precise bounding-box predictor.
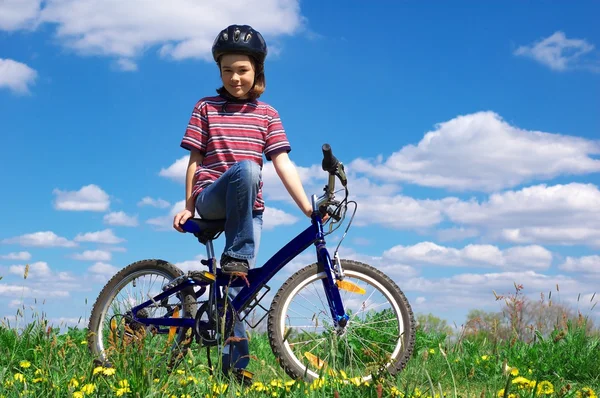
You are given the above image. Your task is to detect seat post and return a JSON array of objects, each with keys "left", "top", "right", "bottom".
[{"left": 206, "top": 239, "right": 216, "bottom": 269}]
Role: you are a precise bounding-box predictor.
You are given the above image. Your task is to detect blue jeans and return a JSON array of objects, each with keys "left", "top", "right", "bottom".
[{"left": 195, "top": 160, "right": 263, "bottom": 371}]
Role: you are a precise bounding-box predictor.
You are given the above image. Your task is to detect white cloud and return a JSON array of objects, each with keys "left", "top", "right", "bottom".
[
  {"left": 115, "top": 58, "right": 138, "bottom": 72},
  {"left": 2, "top": 231, "right": 76, "bottom": 248},
  {"left": 138, "top": 197, "right": 170, "bottom": 208},
  {"left": 515, "top": 31, "right": 598, "bottom": 72},
  {"left": 74, "top": 229, "right": 125, "bottom": 244},
  {"left": 146, "top": 200, "right": 187, "bottom": 231},
  {"left": 89, "top": 262, "right": 119, "bottom": 278},
  {"left": 354, "top": 195, "right": 447, "bottom": 230},
  {"left": 159, "top": 156, "right": 188, "bottom": 183},
  {"left": 0, "top": 251, "right": 32, "bottom": 261},
  {"left": 71, "top": 250, "right": 112, "bottom": 262},
  {"left": 445, "top": 183, "right": 600, "bottom": 248},
  {"left": 559, "top": 256, "right": 600, "bottom": 274},
  {"left": 383, "top": 242, "right": 552, "bottom": 270},
  {"left": 0, "top": 58, "right": 37, "bottom": 94},
  {"left": 103, "top": 211, "right": 138, "bottom": 227},
  {"left": 263, "top": 207, "right": 299, "bottom": 230},
  {"left": 0, "top": 0, "right": 41, "bottom": 30},
  {"left": 9, "top": 261, "right": 52, "bottom": 279},
  {"left": 350, "top": 111, "right": 600, "bottom": 192},
  {"left": 0, "top": 285, "right": 29, "bottom": 296},
  {"left": 53, "top": 184, "right": 110, "bottom": 211},
  {"left": 19, "top": 0, "right": 302, "bottom": 67}
]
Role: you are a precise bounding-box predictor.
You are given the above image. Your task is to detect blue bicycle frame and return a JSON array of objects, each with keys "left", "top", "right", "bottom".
[{"left": 129, "top": 204, "right": 348, "bottom": 333}]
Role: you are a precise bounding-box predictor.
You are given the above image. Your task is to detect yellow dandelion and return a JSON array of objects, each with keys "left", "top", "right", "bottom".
[
  {"left": 81, "top": 340, "right": 87, "bottom": 345},
  {"left": 81, "top": 383, "right": 96, "bottom": 394},
  {"left": 176, "top": 369, "right": 185, "bottom": 375},
  {"left": 251, "top": 382, "right": 265, "bottom": 392},
  {"left": 153, "top": 378, "right": 160, "bottom": 383},
  {"left": 481, "top": 355, "right": 489, "bottom": 361},
  {"left": 32, "top": 377, "right": 44, "bottom": 383},
  {"left": 93, "top": 366, "right": 104, "bottom": 375},
  {"left": 73, "top": 392, "right": 83, "bottom": 398},
  {"left": 14, "top": 374, "right": 25, "bottom": 383},
  {"left": 497, "top": 389, "right": 505, "bottom": 398},
  {"left": 19, "top": 361, "right": 31, "bottom": 369},
  {"left": 429, "top": 348, "right": 435, "bottom": 354},
  {"left": 69, "top": 378, "right": 79, "bottom": 389},
  {"left": 511, "top": 368, "right": 519, "bottom": 376},
  {"left": 103, "top": 367, "right": 116, "bottom": 376},
  {"left": 537, "top": 381, "right": 554, "bottom": 395},
  {"left": 391, "top": 386, "right": 404, "bottom": 397}
]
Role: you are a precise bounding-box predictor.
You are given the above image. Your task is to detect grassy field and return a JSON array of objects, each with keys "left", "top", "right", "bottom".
[{"left": 1, "top": 304, "right": 599, "bottom": 398}]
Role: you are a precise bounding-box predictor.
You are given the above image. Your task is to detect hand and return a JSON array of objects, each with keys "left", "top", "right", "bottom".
[{"left": 173, "top": 209, "right": 193, "bottom": 232}]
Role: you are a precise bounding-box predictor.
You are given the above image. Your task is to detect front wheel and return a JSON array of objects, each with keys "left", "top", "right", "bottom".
[{"left": 268, "top": 260, "right": 415, "bottom": 382}]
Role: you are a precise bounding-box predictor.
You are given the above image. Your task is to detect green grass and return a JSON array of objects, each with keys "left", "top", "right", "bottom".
[{"left": 1, "top": 311, "right": 599, "bottom": 398}]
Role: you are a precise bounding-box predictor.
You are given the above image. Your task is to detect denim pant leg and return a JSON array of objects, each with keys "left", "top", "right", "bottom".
[
  {"left": 195, "top": 160, "right": 261, "bottom": 260},
  {"left": 222, "top": 213, "right": 262, "bottom": 371}
]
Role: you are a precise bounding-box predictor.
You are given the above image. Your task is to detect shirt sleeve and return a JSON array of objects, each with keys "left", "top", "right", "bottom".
[
  {"left": 264, "top": 106, "right": 291, "bottom": 161},
  {"left": 180, "top": 101, "right": 208, "bottom": 154}
]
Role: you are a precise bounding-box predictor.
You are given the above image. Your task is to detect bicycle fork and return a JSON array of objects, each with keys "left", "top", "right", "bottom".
[{"left": 314, "top": 223, "right": 350, "bottom": 329}]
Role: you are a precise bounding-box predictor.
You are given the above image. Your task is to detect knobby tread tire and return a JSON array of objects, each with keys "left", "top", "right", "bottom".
[
  {"left": 267, "top": 260, "right": 416, "bottom": 381},
  {"left": 87, "top": 259, "right": 197, "bottom": 366}
]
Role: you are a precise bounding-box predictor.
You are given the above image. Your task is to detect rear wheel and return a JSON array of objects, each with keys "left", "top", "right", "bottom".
[
  {"left": 87, "top": 259, "right": 197, "bottom": 371},
  {"left": 268, "top": 260, "right": 415, "bottom": 382}
]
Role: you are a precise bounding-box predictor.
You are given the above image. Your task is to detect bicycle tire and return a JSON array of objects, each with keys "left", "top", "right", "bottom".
[
  {"left": 267, "top": 260, "right": 415, "bottom": 381},
  {"left": 87, "top": 259, "right": 197, "bottom": 369}
]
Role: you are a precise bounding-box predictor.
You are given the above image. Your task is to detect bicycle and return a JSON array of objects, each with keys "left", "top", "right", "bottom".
[{"left": 87, "top": 144, "right": 416, "bottom": 382}]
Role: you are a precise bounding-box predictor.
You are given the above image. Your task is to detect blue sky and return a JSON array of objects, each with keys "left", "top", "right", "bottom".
[{"left": 1, "top": 1, "right": 599, "bottom": 331}]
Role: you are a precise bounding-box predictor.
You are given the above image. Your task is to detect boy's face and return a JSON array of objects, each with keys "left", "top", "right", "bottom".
[{"left": 219, "top": 54, "right": 256, "bottom": 99}]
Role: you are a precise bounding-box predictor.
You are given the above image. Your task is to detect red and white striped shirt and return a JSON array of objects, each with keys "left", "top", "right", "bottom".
[{"left": 180, "top": 95, "right": 291, "bottom": 211}]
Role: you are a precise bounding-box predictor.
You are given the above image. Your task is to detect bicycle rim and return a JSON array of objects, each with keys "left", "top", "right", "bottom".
[{"left": 278, "top": 268, "right": 406, "bottom": 381}]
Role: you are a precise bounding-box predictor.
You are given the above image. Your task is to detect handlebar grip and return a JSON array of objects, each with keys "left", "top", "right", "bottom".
[{"left": 321, "top": 143, "right": 338, "bottom": 173}]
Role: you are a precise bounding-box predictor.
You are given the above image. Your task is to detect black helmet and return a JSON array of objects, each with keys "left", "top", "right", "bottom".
[{"left": 212, "top": 24, "right": 268, "bottom": 64}]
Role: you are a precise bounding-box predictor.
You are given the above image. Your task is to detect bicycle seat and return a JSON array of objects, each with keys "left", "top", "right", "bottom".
[{"left": 182, "top": 218, "right": 225, "bottom": 244}]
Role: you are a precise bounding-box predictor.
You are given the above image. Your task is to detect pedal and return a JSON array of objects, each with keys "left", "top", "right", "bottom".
[
  {"left": 233, "top": 368, "right": 253, "bottom": 386},
  {"left": 188, "top": 270, "right": 216, "bottom": 284}
]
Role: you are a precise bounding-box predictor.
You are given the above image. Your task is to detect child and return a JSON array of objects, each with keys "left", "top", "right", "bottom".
[{"left": 172, "top": 24, "right": 313, "bottom": 377}]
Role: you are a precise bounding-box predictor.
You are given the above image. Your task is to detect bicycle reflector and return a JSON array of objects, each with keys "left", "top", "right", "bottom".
[
  {"left": 168, "top": 307, "right": 180, "bottom": 343},
  {"left": 336, "top": 280, "right": 366, "bottom": 295}
]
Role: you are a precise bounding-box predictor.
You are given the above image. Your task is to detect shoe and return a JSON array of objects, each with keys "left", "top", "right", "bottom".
[{"left": 220, "top": 255, "right": 249, "bottom": 276}]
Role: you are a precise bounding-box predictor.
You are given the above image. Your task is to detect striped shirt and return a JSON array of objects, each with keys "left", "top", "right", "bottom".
[{"left": 180, "top": 95, "right": 291, "bottom": 211}]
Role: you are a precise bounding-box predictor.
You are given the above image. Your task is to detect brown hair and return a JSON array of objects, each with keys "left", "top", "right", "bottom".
[{"left": 216, "top": 55, "right": 265, "bottom": 101}]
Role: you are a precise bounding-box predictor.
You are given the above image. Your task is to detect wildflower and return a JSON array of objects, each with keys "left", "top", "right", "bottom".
[
  {"left": 429, "top": 348, "right": 435, "bottom": 354},
  {"left": 251, "top": 382, "right": 265, "bottom": 392},
  {"left": 349, "top": 377, "right": 361, "bottom": 387},
  {"left": 81, "top": 340, "right": 87, "bottom": 345},
  {"left": 14, "top": 374, "right": 25, "bottom": 383},
  {"left": 32, "top": 377, "right": 45, "bottom": 383},
  {"left": 176, "top": 369, "right": 185, "bottom": 375},
  {"left": 81, "top": 383, "right": 96, "bottom": 394},
  {"left": 19, "top": 361, "right": 31, "bottom": 369},
  {"left": 512, "top": 376, "right": 532, "bottom": 390},
  {"left": 69, "top": 378, "right": 80, "bottom": 389},
  {"left": 497, "top": 389, "right": 504, "bottom": 398},
  {"left": 511, "top": 368, "right": 519, "bottom": 376},
  {"left": 73, "top": 392, "right": 83, "bottom": 398},
  {"left": 270, "top": 379, "right": 283, "bottom": 388},
  {"left": 537, "top": 381, "right": 554, "bottom": 395},
  {"left": 153, "top": 378, "right": 160, "bottom": 383},
  {"left": 577, "top": 387, "right": 598, "bottom": 398},
  {"left": 391, "top": 386, "right": 404, "bottom": 397},
  {"left": 103, "top": 367, "right": 116, "bottom": 376},
  {"left": 481, "top": 355, "right": 489, "bottom": 361},
  {"left": 115, "top": 379, "right": 131, "bottom": 396},
  {"left": 93, "top": 366, "right": 104, "bottom": 375}
]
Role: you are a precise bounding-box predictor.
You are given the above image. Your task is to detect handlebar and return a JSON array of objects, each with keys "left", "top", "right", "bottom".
[{"left": 321, "top": 144, "right": 347, "bottom": 187}]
